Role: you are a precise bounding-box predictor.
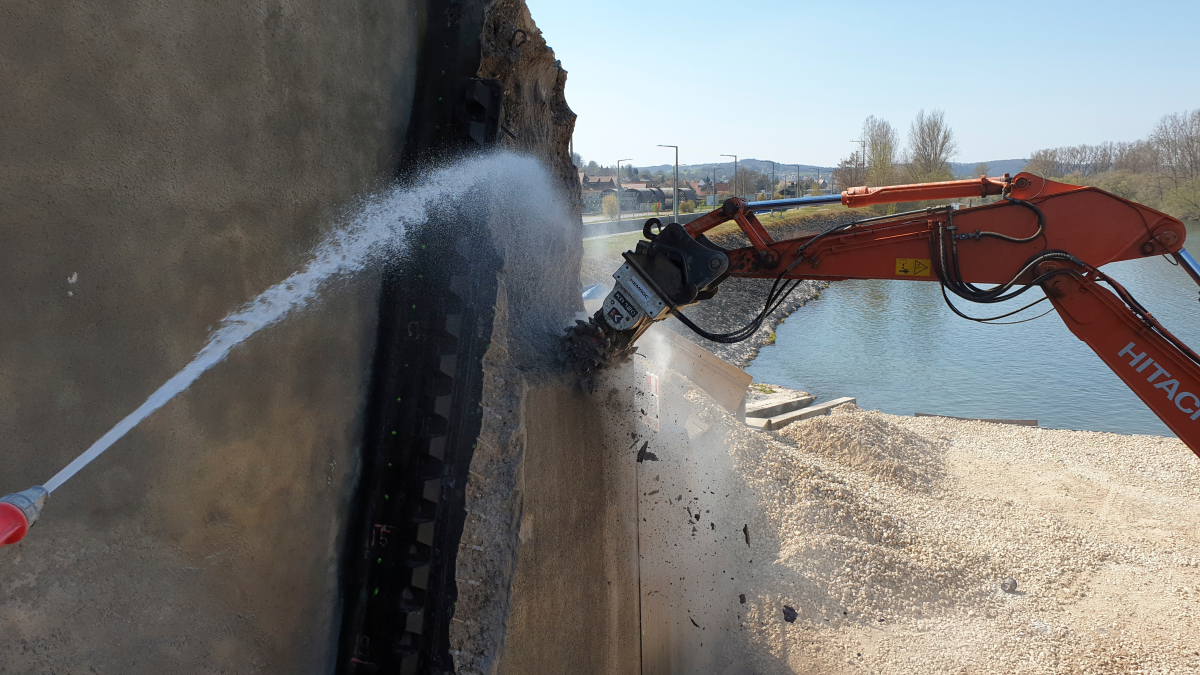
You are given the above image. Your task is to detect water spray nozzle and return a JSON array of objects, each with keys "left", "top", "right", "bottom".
[{"left": 0, "top": 486, "right": 49, "bottom": 547}]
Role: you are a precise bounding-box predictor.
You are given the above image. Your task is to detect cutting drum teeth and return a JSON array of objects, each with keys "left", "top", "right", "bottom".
[{"left": 560, "top": 310, "right": 639, "bottom": 374}]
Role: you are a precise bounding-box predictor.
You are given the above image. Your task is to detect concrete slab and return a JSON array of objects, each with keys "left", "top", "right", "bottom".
[
  {"left": 746, "top": 397, "right": 857, "bottom": 431},
  {"left": 493, "top": 381, "right": 641, "bottom": 675},
  {"left": 637, "top": 324, "right": 752, "bottom": 421},
  {"left": 630, "top": 364, "right": 795, "bottom": 674},
  {"left": 746, "top": 395, "right": 816, "bottom": 420}
]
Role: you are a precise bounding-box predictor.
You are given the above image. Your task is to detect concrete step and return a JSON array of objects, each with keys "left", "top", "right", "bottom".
[
  {"left": 746, "top": 397, "right": 857, "bottom": 431},
  {"left": 746, "top": 395, "right": 815, "bottom": 420}
]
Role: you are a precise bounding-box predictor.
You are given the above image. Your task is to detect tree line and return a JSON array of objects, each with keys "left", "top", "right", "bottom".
[
  {"left": 832, "top": 109, "right": 960, "bottom": 192},
  {"left": 1025, "top": 109, "right": 1200, "bottom": 219}
]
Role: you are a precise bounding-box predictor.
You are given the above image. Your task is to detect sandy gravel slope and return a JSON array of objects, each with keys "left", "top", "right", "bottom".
[{"left": 704, "top": 399, "right": 1200, "bottom": 674}]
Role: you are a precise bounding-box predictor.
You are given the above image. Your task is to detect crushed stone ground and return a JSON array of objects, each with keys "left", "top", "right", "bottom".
[{"left": 691, "top": 394, "right": 1200, "bottom": 674}]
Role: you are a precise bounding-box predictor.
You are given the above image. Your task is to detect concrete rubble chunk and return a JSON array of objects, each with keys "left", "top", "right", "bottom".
[{"left": 746, "top": 397, "right": 857, "bottom": 431}]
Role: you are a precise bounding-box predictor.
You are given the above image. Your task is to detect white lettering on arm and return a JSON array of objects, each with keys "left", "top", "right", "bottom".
[
  {"left": 1154, "top": 379, "right": 1180, "bottom": 401},
  {"left": 1118, "top": 342, "right": 1148, "bottom": 367},
  {"left": 1175, "top": 391, "right": 1200, "bottom": 415},
  {"left": 1146, "top": 364, "right": 1171, "bottom": 384}
]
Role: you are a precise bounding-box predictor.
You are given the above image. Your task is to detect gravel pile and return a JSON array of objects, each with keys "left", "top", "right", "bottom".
[
  {"left": 777, "top": 404, "right": 943, "bottom": 490},
  {"left": 689, "top": 393, "right": 1200, "bottom": 674}
]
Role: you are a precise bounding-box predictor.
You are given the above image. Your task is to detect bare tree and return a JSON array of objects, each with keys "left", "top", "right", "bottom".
[
  {"left": 862, "top": 116, "right": 899, "bottom": 186},
  {"left": 1024, "top": 148, "right": 1061, "bottom": 177},
  {"left": 734, "top": 169, "right": 770, "bottom": 196},
  {"left": 1020, "top": 109, "right": 1200, "bottom": 219},
  {"left": 972, "top": 162, "right": 990, "bottom": 178},
  {"left": 1151, "top": 109, "right": 1200, "bottom": 186},
  {"left": 1027, "top": 140, "right": 1163, "bottom": 178},
  {"left": 832, "top": 151, "right": 866, "bottom": 191},
  {"left": 1113, "top": 140, "right": 1159, "bottom": 174},
  {"left": 906, "top": 109, "right": 959, "bottom": 182}
]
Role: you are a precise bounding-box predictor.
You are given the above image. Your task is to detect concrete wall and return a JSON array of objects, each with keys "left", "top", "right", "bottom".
[
  {"left": 495, "top": 383, "right": 641, "bottom": 674},
  {"left": 445, "top": 2, "right": 645, "bottom": 671},
  {"left": 0, "top": 2, "right": 418, "bottom": 671}
]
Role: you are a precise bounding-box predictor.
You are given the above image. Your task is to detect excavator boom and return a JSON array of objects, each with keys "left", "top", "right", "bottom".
[
  {"left": 692, "top": 173, "right": 1186, "bottom": 282},
  {"left": 565, "top": 172, "right": 1200, "bottom": 457}
]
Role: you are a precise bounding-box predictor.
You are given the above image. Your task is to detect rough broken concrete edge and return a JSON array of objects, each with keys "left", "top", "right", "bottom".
[
  {"left": 447, "top": 1, "right": 581, "bottom": 671},
  {"left": 449, "top": 278, "right": 527, "bottom": 675}
]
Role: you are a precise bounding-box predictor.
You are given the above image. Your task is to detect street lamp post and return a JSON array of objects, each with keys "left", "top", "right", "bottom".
[
  {"left": 616, "top": 158, "right": 632, "bottom": 222},
  {"left": 657, "top": 145, "right": 679, "bottom": 223},
  {"left": 850, "top": 139, "right": 865, "bottom": 184},
  {"left": 796, "top": 165, "right": 802, "bottom": 200},
  {"left": 720, "top": 154, "right": 737, "bottom": 201}
]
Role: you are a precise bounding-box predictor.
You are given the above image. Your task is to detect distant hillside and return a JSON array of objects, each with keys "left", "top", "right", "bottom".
[
  {"left": 631, "top": 159, "right": 836, "bottom": 181},
  {"left": 951, "top": 158, "right": 1028, "bottom": 177},
  {"left": 606, "top": 157, "right": 1030, "bottom": 182}
]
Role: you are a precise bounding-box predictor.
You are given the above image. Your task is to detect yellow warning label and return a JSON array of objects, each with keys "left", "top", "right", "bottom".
[{"left": 895, "top": 258, "right": 931, "bottom": 277}]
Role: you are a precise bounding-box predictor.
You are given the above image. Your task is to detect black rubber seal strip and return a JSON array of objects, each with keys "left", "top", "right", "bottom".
[{"left": 336, "top": 1, "right": 500, "bottom": 673}]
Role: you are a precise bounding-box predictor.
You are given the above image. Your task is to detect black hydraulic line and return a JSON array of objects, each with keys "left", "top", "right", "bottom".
[
  {"left": 971, "top": 307, "right": 1055, "bottom": 325},
  {"left": 792, "top": 206, "right": 945, "bottom": 261},
  {"left": 934, "top": 234, "right": 1079, "bottom": 306},
  {"left": 670, "top": 271, "right": 803, "bottom": 344},
  {"left": 938, "top": 286, "right": 1054, "bottom": 324},
  {"left": 924, "top": 200, "right": 1088, "bottom": 327},
  {"left": 1084, "top": 265, "right": 1200, "bottom": 370},
  {"left": 679, "top": 201, "right": 1049, "bottom": 344},
  {"left": 930, "top": 207, "right": 1082, "bottom": 306},
  {"left": 671, "top": 280, "right": 802, "bottom": 344},
  {"left": 947, "top": 196, "right": 1046, "bottom": 245},
  {"left": 929, "top": 203, "right": 1200, "bottom": 368},
  {"left": 668, "top": 243, "right": 820, "bottom": 344}
]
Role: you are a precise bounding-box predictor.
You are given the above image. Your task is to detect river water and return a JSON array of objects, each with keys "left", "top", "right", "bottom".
[{"left": 746, "top": 221, "right": 1200, "bottom": 437}]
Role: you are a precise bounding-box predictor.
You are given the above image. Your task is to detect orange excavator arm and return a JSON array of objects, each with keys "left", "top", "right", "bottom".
[
  {"left": 564, "top": 173, "right": 1200, "bottom": 457},
  {"left": 689, "top": 173, "right": 1200, "bottom": 455}
]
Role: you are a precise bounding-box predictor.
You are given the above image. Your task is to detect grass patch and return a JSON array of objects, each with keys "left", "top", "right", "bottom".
[
  {"left": 583, "top": 231, "right": 642, "bottom": 260},
  {"left": 704, "top": 204, "right": 852, "bottom": 238}
]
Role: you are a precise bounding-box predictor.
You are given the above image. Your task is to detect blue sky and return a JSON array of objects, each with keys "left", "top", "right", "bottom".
[{"left": 526, "top": 0, "right": 1200, "bottom": 168}]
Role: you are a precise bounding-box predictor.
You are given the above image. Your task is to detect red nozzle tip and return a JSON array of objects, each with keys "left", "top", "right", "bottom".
[{"left": 0, "top": 503, "right": 29, "bottom": 547}]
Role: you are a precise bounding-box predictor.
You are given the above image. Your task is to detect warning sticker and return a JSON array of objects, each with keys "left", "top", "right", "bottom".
[{"left": 895, "top": 258, "right": 931, "bottom": 277}]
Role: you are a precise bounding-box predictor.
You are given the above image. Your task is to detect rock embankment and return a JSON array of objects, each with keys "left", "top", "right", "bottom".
[{"left": 662, "top": 211, "right": 859, "bottom": 366}]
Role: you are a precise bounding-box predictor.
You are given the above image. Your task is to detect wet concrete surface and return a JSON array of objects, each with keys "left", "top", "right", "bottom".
[
  {"left": 493, "top": 380, "right": 641, "bottom": 674},
  {"left": 1, "top": 2, "right": 419, "bottom": 671}
]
